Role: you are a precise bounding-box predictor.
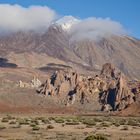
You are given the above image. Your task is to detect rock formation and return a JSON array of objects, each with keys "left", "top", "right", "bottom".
[
  {"left": 31, "top": 77, "right": 42, "bottom": 88},
  {"left": 19, "top": 78, "right": 41, "bottom": 88},
  {"left": 37, "top": 70, "right": 79, "bottom": 97},
  {"left": 99, "top": 64, "right": 135, "bottom": 111},
  {"left": 19, "top": 80, "right": 31, "bottom": 88},
  {"left": 37, "top": 63, "right": 138, "bottom": 111},
  {"left": 100, "top": 63, "right": 116, "bottom": 79}
]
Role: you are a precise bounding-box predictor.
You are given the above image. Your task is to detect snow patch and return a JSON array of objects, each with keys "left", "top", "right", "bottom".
[{"left": 54, "top": 16, "right": 80, "bottom": 31}]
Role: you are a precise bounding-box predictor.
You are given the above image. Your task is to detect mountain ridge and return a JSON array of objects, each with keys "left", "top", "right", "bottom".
[{"left": 0, "top": 22, "right": 140, "bottom": 79}]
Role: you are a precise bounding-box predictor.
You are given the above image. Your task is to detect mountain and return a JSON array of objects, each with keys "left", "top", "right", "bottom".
[
  {"left": 0, "top": 17, "right": 140, "bottom": 115},
  {"left": 0, "top": 17, "right": 140, "bottom": 79},
  {"left": 70, "top": 35, "right": 140, "bottom": 78},
  {"left": 54, "top": 16, "right": 81, "bottom": 31}
]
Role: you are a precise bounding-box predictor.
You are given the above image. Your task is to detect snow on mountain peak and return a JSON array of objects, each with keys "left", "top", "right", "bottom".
[{"left": 54, "top": 16, "right": 81, "bottom": 31}]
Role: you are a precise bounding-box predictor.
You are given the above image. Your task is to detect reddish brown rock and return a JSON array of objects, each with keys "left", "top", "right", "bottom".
[
  {"left": 100, "top": 72, "right": 135, "bottom": 111},
  {"left": 100, "top": 63, "right": 115, "bottom": 79},
  {"left": 37, "top": 63, "right": 137, "bottom": 112}
]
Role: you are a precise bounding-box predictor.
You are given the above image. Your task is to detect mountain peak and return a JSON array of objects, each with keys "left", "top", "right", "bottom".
[{"left": 54, "top": 16, "right": 80, "bottom": 31}]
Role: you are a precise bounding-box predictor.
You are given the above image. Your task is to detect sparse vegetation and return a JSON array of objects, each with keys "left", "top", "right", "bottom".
[
  {"left": 100, "top": 122, "right": 110, "bottom": 127},
  {"left": 41, "top": 118, "right": 51, "bottom": 124},
  {"left": 82, "top": 119, "right": 96, "bottom": 126},
  {"left": 1, "top": 117, "right": 9, "bottom": 122},
  {"left": 18, "top": 119, "right": 30, "bottom": 125},
  {"left": 9, "top": 121, "right": 16, "bottom": 125},
  {"left": 55, "top": 118, "right": 65, "bottom": 123},
  {"left": 85, "top": 134, "right": 108, "bottom": 140},
  {"left": 121, "top": 125, "right": 129, "bottom": 130},
  {"left": 65, "top": 122, "right": 79, "bottom": 125},
  {"left": 0, "top": 125, "right": 6, "bottom": 130},
  {"left": 47, "top": 125, "right": 54, "bottom": 129},
  {"left": 0, "top": 115, "right": 139, "bottom": 140},
  {"left": 127, "top": 119, "right": 139, "bottom": 126},
  {"left": 32, "top": 125, "right": 40, "bottom": 131},
  {"left": 30, "top": 123, "right": 37, "bottom": 127},
  {"left": 30, "top": 119, "right": 39, "bottom": 125}
]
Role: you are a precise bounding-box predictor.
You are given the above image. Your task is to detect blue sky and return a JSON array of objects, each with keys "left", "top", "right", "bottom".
[{"left": 0, "top": 0, "right": 139, "bottom": 38}]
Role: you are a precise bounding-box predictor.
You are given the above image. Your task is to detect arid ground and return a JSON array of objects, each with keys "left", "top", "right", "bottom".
[{"left": 0, "top": 114, "right": 140, "bottom": 140}]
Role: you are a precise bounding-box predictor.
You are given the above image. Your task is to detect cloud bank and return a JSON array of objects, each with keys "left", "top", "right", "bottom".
[
  {"left": 0, "top": 4, "right": 57, "bottom": 32},
  {"left": 70, "top": 17, "right": 127, "bottom": 41},
  {"left": 0, "top": 4, "right": 127, "bottom": 40}
]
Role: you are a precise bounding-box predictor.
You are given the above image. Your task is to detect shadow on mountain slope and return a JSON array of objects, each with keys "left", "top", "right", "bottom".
[
  {"left": 38, "top": 63, "right": 72, "bottom": 73},
  {"left": 0, "top": 58, "right": 17, "bottom": 68}
]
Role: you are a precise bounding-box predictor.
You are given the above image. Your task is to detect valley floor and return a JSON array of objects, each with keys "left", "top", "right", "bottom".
[
  {"left": 0, "top": 67, "right": 140, "bottom": 140},
  {"left": 0, "top": 114, "right": 140, "bottom": 140}
]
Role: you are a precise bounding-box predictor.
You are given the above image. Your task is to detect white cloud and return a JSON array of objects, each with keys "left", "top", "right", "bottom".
[
  {"left": 69, "top": 17, "right": 127, "bottom": 41},
  {"left": 0, "top": 4, "right": 127, "bottom": 40},
  {"left": 0, "top": 4, "right": 57, "bottom": 32}
]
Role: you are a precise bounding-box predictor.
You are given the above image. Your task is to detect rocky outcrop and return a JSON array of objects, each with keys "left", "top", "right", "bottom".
[
  {"left": 19, "top": 80, "right": 31, "bottom": 88},
  {"left": 37, "top": 69, "right": 105, "bottom": 106},
  {"left": 100, "top": 63, "right": 115, "bottom": 79},
  {"left": 98, "top": 63, "right": 135, "bottom": 111},
  {"left": 37, "top": 70, "right": 79, "bottom": 97},
  {"left": 69, "top": 75, "right": 106, "bottom": 106},
  {"left": 37, "top": 63, "right": 138, "bottom": 111},
  {"left": 19, "top": 78, "right": 41, "bottom": 88},
  {"left": 100, "top": 73, "right": 135, "bottom": 111}
]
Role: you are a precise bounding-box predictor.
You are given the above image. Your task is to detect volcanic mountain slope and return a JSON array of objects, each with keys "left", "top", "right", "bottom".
[
  {"left": 0, "top": 16, "right": 140, "bottom": 79},
  {"left": 71, "top": 35, "right": 140, "bottom": 78}
]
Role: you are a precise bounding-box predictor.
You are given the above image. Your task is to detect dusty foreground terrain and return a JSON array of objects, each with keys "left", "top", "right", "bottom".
[
  {"left": 0, "top": 66, "right": 140, "bottom": 140},
  {"left": 0, "top": 114, "right": 140, "bottom": 140}
]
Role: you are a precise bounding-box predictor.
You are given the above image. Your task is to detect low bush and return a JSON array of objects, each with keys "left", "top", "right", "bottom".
[
  {"left": 127, "top": 119, "right": 139, "bottom": 126},
  {"left": 65, "top": 122, "right": 79, "bottom": 125},
  {"left": 121, "top": 125, "right": 129, "bottom": 130},
  {"left": 119, "top": 119, "right": 127, "bottom": 125},
  {"left": 0, "top": 125, "right": 6, "bottom": 130},
  {"left": 100, "top": 122, "right": 110, "bottom": 127},
  {"left": 9, "top": 121, "right": 16, "bottom": 125},
  {"left": 32, "top": 125, "right": 40, "bottom": 131},
  {"left": 30, "top": 119, "right": 39, "bottom": 125},
  {"left": 18, "top": 119, "right": 30, "bottom": 125},
  {"left": 82, "top": 119, "right": 96, "bottom": 126},
  {"left": 1, "top": 118, "right": 9, "bottom": 123},
  {"left": 47, "top": 125, "right": 54, "bottom": 129},
  {"left": 55, "top": 118, "right": 65, "bottom": 123},
  {"left": 85, "top": 134, "right": 108, "bottom": 140}
]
